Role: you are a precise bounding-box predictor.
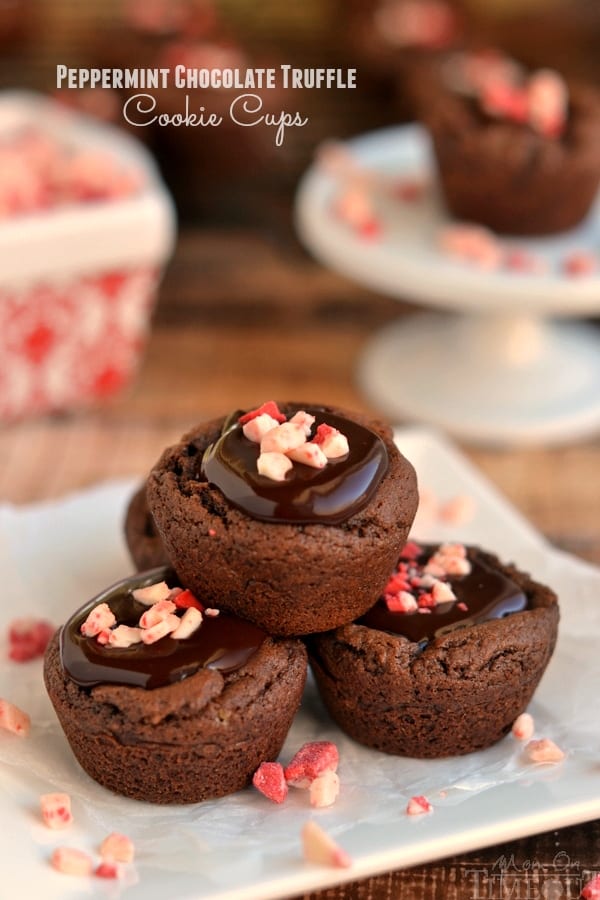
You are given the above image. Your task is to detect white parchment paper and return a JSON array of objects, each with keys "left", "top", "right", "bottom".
[{"left": 1, "top": 430, "right": 599, "bottom": 900}]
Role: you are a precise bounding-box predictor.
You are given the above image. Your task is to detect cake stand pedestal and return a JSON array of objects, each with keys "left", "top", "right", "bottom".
[{"left": 295, "top": 125, "right": 600, "bottom": 446}]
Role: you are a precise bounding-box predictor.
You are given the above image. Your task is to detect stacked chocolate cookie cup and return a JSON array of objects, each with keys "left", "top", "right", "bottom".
[{"left": 45, "top": 402, "right": 558, "bottom": 805}]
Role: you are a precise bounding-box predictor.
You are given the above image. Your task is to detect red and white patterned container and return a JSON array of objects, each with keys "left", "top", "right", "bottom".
[{"left": 0, "top": 92, "right": 176, "bottom": 421}]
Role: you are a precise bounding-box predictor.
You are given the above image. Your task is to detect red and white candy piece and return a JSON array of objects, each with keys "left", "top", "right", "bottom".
[
  {"left": 284, "top": 741, "right": 339, "bottom": 789},
  {"left": 132, "top": 580, "right": 171, "bottom": 606},
  {"left": 563, "top": 251, "right": 597, "bottom": 277},
  {"left": 309, "top": 770, "right": 340, "bottom": 808},
  {"left": 406, "top": 795, "right": 433, "bottom": 816},
  {"left": 252, "top": 762, "right": 288, "bottom": 804},
  {"left": 50, "top": 847, "right": 93, "bottom": 876},
  {"left": 140, "top": 614, "right": 180, "bottom": 645},
  {"left": 385, "top": 591, "right": 418, "bottom": 613},
  {"left": 107, "top": 625, "right": 143, "bottom": 649},
  {"left": 289, "top": 410, "right": 316, "bottom": 435},
  {"left": 80, "top": 603, "right": 116, "bottom": 637},
  {"left": 138, "top": 599, "right": 176, "bottom": 629},
  {"left": 301, "top": 820, "right": 352, "bottom": 869},
  {"left": 512, "top": 712, "right": 535, "bottom": 741},
  {"left": 527, "top": 69, "right": 567, "bottom": 138},
  {"left": 95, "top": 861, "right": 120, "bottom": 879},
  {"left": 260, "top": 422, "right": 306, "bottom": 454},
  {"left": 242, "top": 413, "right": 280, "bottom": 443},
  {"left": 171, "top": 606, "right": 203, "bottom": 639},
  {"left": 239, "top": 401, "right": 286, "bottom": 425},
  {"left": 424, "top": 543, "right": 471, "bottom": 577},
  {"left": 0, "top": 698, "right": 31, "bottom": 736},
  {"left": 524, "top": 738, "right": 565, "bottom": 764},
  {"left": 8, "top": 618, "right": 54, "bottom": 662},
  {"left": 439, "top": 224, "right": 503, "bottom": 270},
  {"left": 287, "top": 442, "right": 327, "bottom": 469},
  {"left": 40, "top": 792, "right": 73, "bottom": 830},
  {"left": 257, "top": 451, "right": 293, "bottom": 482},
  {"left": 99, "top": 832, "right": 135, "bottom": 863},
  {"left": 312, "top": 424, "right": 349, "bottom": 459}
]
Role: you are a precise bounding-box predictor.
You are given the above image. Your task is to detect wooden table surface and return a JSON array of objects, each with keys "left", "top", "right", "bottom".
[{"left": 2, "top": 228, "right": 599, "bottom": 899}]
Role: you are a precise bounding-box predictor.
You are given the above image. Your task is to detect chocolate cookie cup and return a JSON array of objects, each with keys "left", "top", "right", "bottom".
[
  {"left": 308, "top": 544, "right": 559, "bottom": 758},
  {"left": 44, "top": 567, "right": 307, "bottom": 804},
  {"left": 124, "top": 484, "right": 171, "bottom": 571},
  {"left": 146, "top": 403, "right": 419, "bottom": 636},
  {"left": 414, "top": 57, "right": 600, "bottom": 235}
]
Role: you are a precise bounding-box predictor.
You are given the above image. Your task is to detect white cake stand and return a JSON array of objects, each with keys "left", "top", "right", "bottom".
[{"left": 295, "top": 125, "right": 600, "bottom": 446}]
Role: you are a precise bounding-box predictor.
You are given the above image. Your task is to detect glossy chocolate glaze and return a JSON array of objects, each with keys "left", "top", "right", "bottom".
[
  {"left": 201, "top": 407, "right": 389, "bottom": 524},
  {"left": 61, "top": 583, "right": 267, "bottom": 690},
  {"left": 360, "top": 547, "right": 528, "bottom": 644}
]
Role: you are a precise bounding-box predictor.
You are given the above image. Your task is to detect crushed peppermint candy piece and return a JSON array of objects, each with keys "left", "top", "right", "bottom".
[
  {"left": 287, "top": 442, "right": 328, "bottom": 469},
  {"left": 95, "top": 861, "right": 120, "bottom": 879},
  {"left": 204, "top": 607, "right": 220, "bottom": 617},
  {"left": 301, "top": 820, "right": 352, "bottom": 869},
  {"left": 173, "top": 589, "right": 204, "bottom": 612},
  {"left": 527, "top": 69, "right": 567, "bottom": 138},
  {"left": 40, "top": 793, "right": 73, "bottom": 830},
  {"left": 439, "top": 224, "right": 503, "bottom": 270},
  {"left": 80, "top": 603, "right": 116, "bottom": 637},
  {"left": 100, "top": 832, "right": 135, "bottom": 863},
  {"left": 407, "top": 795, "right": 433, "bottom": 816},
  {"left": 8, "top": 618, "right": 54, "bottom": 662},
  {"left": 237, "top": 404, "right": 352, "bottom": 482},
  {"left": 140, "top": 614, "right": 180, "bottom": 645},
  {"left": 284, "top": 741, "right": 339, "bottom": 789},
  {"left": 171, "top": 606, "right": 203, "bottom": 639},
  {"left": 50, "top": 847, "right": 94, "bottom": 876},
  {"left": 131, "top": 580, "right": 171, "bottom": 606},
  {"left": 238, "top": 401, "right": 286, "bottom": 425},
  {"left": 312, "top": 423, "right": 349, "bottom": 459},
  {"left": 309, "top": 770, "right": 340, "bottom": 808},
  {"left": 512, "top": 712, "right": 535, "bottom": 741},
  {"left": 257, "top": 451, "right": 293, "bottom": 481},
  {"left": 107, "top": 625, "right": 143, "bottom": 649},
  {"left": 242, "top": 413, "right": 280, "bottom": 443},
  {"left": 252, "top": 762, "right": 288, "bottom": 804},
  {"left": 382, "top": 543, "right": 471, "bottom": 618},
  {"left": 524, "top": 738, "right": 565, "bottom": 764},
  {"left": 0, "top": 698, "right": 31, "bottom": 736},
  {"left": 563, "top": 251, "right": 597, "bottom": 277},
  {"left": 260, "top": 422, "right": 307, "bottom": 455},
  {"left": 138, "top": 599, "right": 177, "bottom": 629}
]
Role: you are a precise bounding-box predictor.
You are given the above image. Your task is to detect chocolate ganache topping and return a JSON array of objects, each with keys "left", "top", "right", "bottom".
[
  {"left": 61, "top": 570, "right": 267, "bottom": 690},
  {"left": 201, "top": 405, "right": 389, "bottom": 524},
  {"left": 360, "top": 544, "right": 528, "bottom": 644}
]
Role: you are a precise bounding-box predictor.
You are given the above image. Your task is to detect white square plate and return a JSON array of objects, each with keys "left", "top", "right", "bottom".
[{"left": 1, "top": 428, "right": 599, "bottom": 899}]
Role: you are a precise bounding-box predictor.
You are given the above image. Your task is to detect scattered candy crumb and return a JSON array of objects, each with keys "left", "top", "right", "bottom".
[
  {"left": 252, "top": 762, "right": 288, "bottom": 804},
  {"left": 407, "top": 795, "right": 433, "bottom": 816},
  {"left": 7, "top": 618, "right": 54, "bottom": 662},
  {"left": 0, "top": 698, "right": 31, "bottom": 736},
  {"left": 99, "top": 832, "right": 135, "bottom": 863},
  {"left": 50, "top": 847, "right": 94, "bottom": 876},
  {"left": 524, "top": 738, "right": 565, "bottom": 764},
  {"left": 40, "top": 793, "right": 73, "bottom": 830},
  {"left": 512, "top": 712, "right": 535, "bottom": 741},
  {"left": 301, "top": 820, "right": 352, "bottom": 869},
  {"left": 95, "top": 861, "right": 120, "bottom": 879},
  {"left": 309, "top": 770, "right": 340, "bottom": 808},
  {"left": 563, "top": 251, "right": 597, "bottom": 277},
  {"left": 284, "top": 741, "right": 339, "bottom": 789},
  {"left": 439, "top": 224, "right": 503, "bottom": 270}
]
